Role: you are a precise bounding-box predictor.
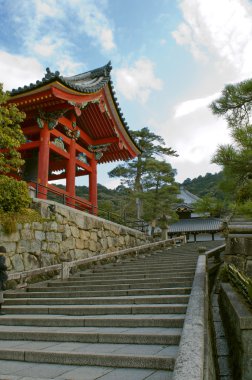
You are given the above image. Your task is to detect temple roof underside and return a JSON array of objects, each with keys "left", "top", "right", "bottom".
[{"left": 10, "top": 62, "right": 141, "bottom": 164}]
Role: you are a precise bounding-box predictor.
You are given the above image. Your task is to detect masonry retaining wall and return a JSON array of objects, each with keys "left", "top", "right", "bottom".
[{"left": 0, "top": 199, "right": 150, "bottom": 273}]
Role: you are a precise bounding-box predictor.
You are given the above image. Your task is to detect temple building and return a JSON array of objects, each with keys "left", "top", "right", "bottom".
[
  {"left": 8, "top": 62, "right": 141, "bottom": 213},
  {"left": 168, "top": 187, "right": 223, "bottom": 242}
]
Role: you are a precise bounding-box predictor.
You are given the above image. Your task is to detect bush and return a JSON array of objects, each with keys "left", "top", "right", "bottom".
[{"left": 0, "top": 175, "right": 30, "bottom": 212}]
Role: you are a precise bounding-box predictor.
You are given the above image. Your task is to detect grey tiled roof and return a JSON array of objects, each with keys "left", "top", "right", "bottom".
[
  {"left": 177, "top": 187, "right": 200, "bottom": 204},
  {"left": 11, "top": 62, "right": 112, "bottom": 95},
  {"left": 169, "top": 218, "right": 223, "bottom": 233}
]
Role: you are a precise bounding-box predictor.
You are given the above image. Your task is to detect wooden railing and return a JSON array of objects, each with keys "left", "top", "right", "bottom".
[{"left": 29, "top": 181, "right": 149, "bottom": 233}]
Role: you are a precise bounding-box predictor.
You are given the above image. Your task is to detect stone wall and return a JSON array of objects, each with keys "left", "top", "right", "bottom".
[
  {"left": 219, "top": 282, "right": 252, "bottom": 380},
  {"left": 0, "top": 199, "right": 150, "bottom": 273},
  {"left": 224, "top": 217, "right": 252, "bottom": 276}
]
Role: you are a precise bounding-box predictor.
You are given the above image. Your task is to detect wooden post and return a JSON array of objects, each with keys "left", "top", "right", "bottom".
[
  {"left": 89, "top": 155, "right": 97, "bottom": 214},
  {"left": 37, "top": 123, "right": 50, "bottom": 199},
  {"left": 66, "top": 139, "right": 76, "bottom": 207}
]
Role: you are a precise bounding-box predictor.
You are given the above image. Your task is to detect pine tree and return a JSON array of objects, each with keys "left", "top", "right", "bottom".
[
  {"left": 109, "top": 127, "right": 178, "bottom": 218},
  {"left": 210, "top": 79, "right": 252, "bottom": 215}
]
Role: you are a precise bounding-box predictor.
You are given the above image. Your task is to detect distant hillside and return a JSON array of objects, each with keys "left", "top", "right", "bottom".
[
  {"left": 53, "top": 183, "right": 134, "bottom": 216},
  {"left": 182, "top": 172, "right": 225, "bottom": 200}
]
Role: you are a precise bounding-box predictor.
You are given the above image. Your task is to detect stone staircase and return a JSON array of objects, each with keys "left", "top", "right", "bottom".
[{"left": 0, "top": 242, "right": 219, "bottom": 380}]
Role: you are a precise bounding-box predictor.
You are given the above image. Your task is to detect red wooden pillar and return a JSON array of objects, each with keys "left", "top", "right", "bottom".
[
  {"left": 37, "top": 123, "right": 50, "bottom": 199},
  {"left": 89, "top": 155, "right": 97, "bottom": 214},
  {"left": 66, "top": 139, "right": 76, "bottom": 207}
]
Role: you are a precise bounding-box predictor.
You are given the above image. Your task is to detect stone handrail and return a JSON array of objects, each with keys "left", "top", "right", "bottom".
[
  {"left": 8, "top": 236, "right": 186, "bottom": 283},
  {"left": 205, "top": 243, "right": 226, "bottom": 266},
  {"left": 173, "top": 243, "right": 226, "bottom": 380}
]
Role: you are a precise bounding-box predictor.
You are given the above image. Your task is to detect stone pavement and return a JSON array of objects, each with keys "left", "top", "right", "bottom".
[{"left": 0, "top": 241, "right": 220, "bottom": 379}]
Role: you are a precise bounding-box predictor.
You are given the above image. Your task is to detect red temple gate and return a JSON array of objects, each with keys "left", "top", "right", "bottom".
[{"left": 7, "top": 62, "right": 140, "bottom": 214}]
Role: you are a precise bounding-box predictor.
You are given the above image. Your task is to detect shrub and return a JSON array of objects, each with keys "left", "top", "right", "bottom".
[{"left": 0, "top": 175, "right": 30, "bottom": 212}]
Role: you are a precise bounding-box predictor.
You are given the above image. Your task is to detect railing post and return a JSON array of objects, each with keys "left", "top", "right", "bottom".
[{"left": 61, "top": 262, "right": 71, "bottom": 280}]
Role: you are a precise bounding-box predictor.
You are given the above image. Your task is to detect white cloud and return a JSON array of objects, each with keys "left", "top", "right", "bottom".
[
  {"left": 33, "top": 36, "right": 62, "bottom": 58},
  {"left": 0, "top": 51, "right": 44, "bottom": 91},
  {"left": 115, "top": 58, "right": 163, "bottom": 104},
  {"left": 174, "top": 92, "right": 220, "bottom": 118},
  {"left": 173, "top": 0, "right": 252, "bottom": 80},
  {"left": 70, "top": 0, "right": 116, "bottom": 52},
  {"left": 149, "top": 106, "right": 232, "bottom": 182}
]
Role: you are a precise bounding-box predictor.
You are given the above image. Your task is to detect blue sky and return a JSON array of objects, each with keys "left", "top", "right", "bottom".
[{"left": 1, "top": 0, "right": 252, "bottom": 187}]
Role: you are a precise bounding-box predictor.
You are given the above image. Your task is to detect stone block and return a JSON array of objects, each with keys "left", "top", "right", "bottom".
[
  {"left": 63, "top": 225, "right": 72, "bottom": 238},
  {"left": 11, "top": 254, "right": 25, "bottom": 271},
  {"left": 56, "top": 205, "right": 69, "bottom": 219},
  {"left": 79, "top": 230, "right": 90, "bottom": 240},
  {"left": 20, "top": 229, "right": 34, "bottom": 240},
  {"left": 0, "top": 230, "right": 20, "bottom": 242},
  {"left": 17, "top": 240, "right": 31, "bottom": 253},
  {"left": 100, "top": 238, "right": 108, "bottom": 250},
  {"left": 107, "top": 236, "right": 114, "bottom": 248},
  {"left": 23, "top": 252, "right": 40, "bottom": 270},
  {"left": 41, "top": 252, "right": 56, "bottom": 267},
  {"left": 32, "top": 222, "right": 43, "bottom": 230},
  {"left": 89, "top": 240, "right": 97, "bottom": 252},
  {"left": 61, "top": 237, "right": 75, "bottom": 253},
  {"left": 70, "top": 226, "right": 79, "bottom": 238},
  {"left": 76, "top": 239, "right": 85, "bottom": 249},
  {"left": 47, "top": 242, "right": 60, "bottom": 254},
  {"left": 90, "top": 231, "right": 98, "bottom": 242},
  {"left": 57, "top": 224, "right": 65, "bottom": 233},
  {"left": 30, "top": 240, "right": 42, "bottom": 253},
  {"left": 46, "top": 232, "right": 56, "bottom": 241},
  {"left": 35, "top": 230, "right": 45, "bottom": 241},
  {"left": 75, "top": 215, "right": 87, "bottom": 229},
  {"left": 41, "top": 241, "right": 48, "bottom": 251},
  {"left": 55, "top": 214, "right": 64, "bottom": 224},
  {"left": 47, "top": 221, "right": 58, "bottom": 231},
  {"left": 74, "top": 249, "right": 89, "bottom": 260}
]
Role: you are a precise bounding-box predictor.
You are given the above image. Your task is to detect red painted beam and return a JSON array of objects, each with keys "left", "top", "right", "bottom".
[{"left": 18, "top": 141, "right": 40, "bottom": 151}]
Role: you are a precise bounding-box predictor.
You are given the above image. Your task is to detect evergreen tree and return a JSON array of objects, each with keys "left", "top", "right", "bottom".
[
  {"left": 210, "top": 79, "right": 252, "bottom": 212},
  {"left": 0, "top": 84, "right": 25, "bottom": 174},
  {"left": 109, "top": 127, "right": 178, "bottom": 218}
]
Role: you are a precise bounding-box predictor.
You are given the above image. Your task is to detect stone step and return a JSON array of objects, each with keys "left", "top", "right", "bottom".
[
  {"left": 90, "top": 263, "right": 197, "bottom": 272},
  {"left": 48, "top": 275, "right": 194, "bottom": 287},
  {"left": 77, "top": 269, "right": 196, "bottom": 278},
  {"left": 0, "top": 314, "right": 185, "bottom": 328},
  {"left": 27, "top": 280, "right": 192, "bottom": 292},
  {"left": 0, "top": 326, "right": 182, "bottom": 345},
  {"left": 0, "top": 342, "right": 177, "bottom": 369},
  {"left": 2, "top": 303, "right": 187, "bottom": 315},
  {"left": 4, "top": 294, "right": 189, "bottom": 306},
  {"left": 5, "top": 286, "right": 191, "bottom": 298},
  {"left": 0, "top": 243, "right": 206, "bottom": 378},
  {"left": 0, "top": 360, "right": 174, "bottom": 380}
]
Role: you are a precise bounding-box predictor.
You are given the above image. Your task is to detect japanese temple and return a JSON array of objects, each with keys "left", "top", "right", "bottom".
[
  {"left": 168, "top": 187, "right": 223, "bottom": 242},
  {"left": 8, "top": 62, "right": 141, "bottom": 213}
]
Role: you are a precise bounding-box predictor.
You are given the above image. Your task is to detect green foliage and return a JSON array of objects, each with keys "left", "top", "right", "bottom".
[
  {"left": 182, "top": 172, "right": 226, "bottom": 200},
  {"left": 109, "top": 127, "right": 177, "bottom": 191},
  {"left": 140, "top": 159, "right": 179, "bottom": 222},
  {"left": 0, "top": 175, "right": 30, "bottom": 212},
  {"left": 193, "top": 195, "right": 226, "bottom": 217},
  {"left": 210, "top": 79, "right": 252, "bottom": 208},
  {"left": 109, "top": 127, "right": 178, "bottom": 222},
  {"left": 0, "top": 208, "right": 43, "bottom": 235},
  {"left": 0, "top": 84, "right": 25, "bottom": 174}
]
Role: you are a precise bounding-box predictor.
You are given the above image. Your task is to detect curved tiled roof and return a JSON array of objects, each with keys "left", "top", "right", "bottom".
[
  {"left": 169, "top": 218, "right": 223, "bottom": 233},
  {"left": 10, "top": 62, "right": 142, "bottom": 155},
  {"left": 10, "top": 62, "right": 112, "bottom": 96}
]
